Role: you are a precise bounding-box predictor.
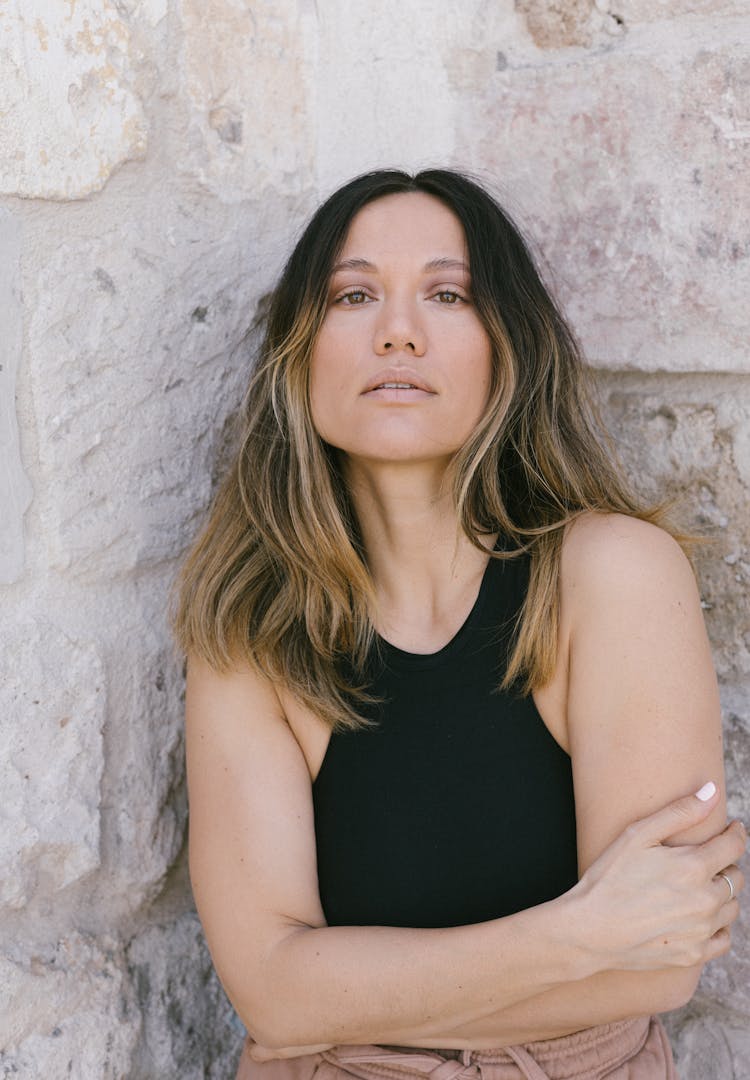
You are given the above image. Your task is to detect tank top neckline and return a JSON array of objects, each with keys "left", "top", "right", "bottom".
[{"left": 375, "top": 541, "right": 501, "bottom": 672}]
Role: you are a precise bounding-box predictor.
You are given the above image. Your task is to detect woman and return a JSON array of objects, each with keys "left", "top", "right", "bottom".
[{"left": 174, "top": 170, "right": 745, "bottom": 1079}]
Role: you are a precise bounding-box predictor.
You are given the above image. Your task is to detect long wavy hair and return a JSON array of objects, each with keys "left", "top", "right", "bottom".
[{"left": 174, "top": 168, "right": 674, "bottom": 730}]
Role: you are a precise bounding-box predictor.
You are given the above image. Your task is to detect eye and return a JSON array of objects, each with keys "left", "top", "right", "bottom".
[
  {"left": 433, "top": 289, "right": 465, "bottom": 305},
  {"left": 335, "top": 288, "right": 371, "bottom": 305}
]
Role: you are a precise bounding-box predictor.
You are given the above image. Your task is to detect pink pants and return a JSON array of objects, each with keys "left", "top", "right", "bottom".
[{"left": 236, "top": 1016, "right": 677, "bottom": 1080}]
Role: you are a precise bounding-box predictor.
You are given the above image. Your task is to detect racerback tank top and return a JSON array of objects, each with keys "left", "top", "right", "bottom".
[{"left": 312, "top": 542, "right": 579, "bottom": 929}]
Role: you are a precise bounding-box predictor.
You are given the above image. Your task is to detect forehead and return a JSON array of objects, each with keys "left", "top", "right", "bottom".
[{"left": 339, "top": 192, "right": 467, "bottom": 260}]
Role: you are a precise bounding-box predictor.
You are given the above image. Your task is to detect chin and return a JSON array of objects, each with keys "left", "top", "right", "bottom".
[{"left": 335, "top": 443, "right": 458, "bottom": 470}]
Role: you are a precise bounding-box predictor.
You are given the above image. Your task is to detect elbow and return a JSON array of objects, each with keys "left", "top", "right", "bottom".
[
  {"left": 238, "top": 1012, "right": 328, "bottom": 1052},
  {"left": 242, "top": 1006, "right": 287, "bottom": 1049},
  {"left": 229, "top": 995, "right": 296, "bottom": 1051},
  {"left": 220, "top": 926, "right": 335, "bottom": 1050},
  {"left": 219, "top": 975, "right": 296, "bottom": 1050},
  {"left": 223, "top": 974, "right": 327, "bottom": 1051}
]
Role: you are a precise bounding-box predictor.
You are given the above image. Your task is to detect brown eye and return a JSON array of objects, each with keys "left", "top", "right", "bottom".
[
  {"left": 338, "top": 289, "right": 369, "bottom": 305},
  {"left": 435, "top": 290, "right": 462, "bottom": 304}
]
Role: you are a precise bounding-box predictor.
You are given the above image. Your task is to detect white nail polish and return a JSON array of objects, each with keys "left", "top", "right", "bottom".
[{"left": 695, "top": 781, "right": 716, "bottom": 801}]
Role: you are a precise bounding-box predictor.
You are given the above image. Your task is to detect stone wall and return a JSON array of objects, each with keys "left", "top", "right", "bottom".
[{"left": 1, "top": 2, "right": 747, "bottom": 1077}]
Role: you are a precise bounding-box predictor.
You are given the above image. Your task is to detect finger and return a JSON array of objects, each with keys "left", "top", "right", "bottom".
[
  {"left": 628, "top": 782, "right": 720, "bottom": 846},
  {"left": 714, "top": 864, "right": 745, "bottom": 903},
  {"left": 712, "top": 897, "right": 740, "bottom": 933},
  {"left": 699, "top": 822, "right": 748, "bottom": 878},
  {"left": 703, "top": 927, "right": 732, "bottom": 963}
]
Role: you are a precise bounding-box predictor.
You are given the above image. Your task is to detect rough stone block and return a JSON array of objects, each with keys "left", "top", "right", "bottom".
[
  {"left": 0, "top": 1, "right": 148, "bottom": 200},
  {"left": 515, "top": 0, "right": 748, "bottom": 47},
  {"left": 0, "top": 622, "right": 104, "bottom": 910},
  {"left": 599, "top": 375, "right": 750, "bottom": 680},
  {"left": 177, "top": 0, "right": 315, "bottom": 201},
  {"left": 453, "top": 30, "right": 750, "bottom": 372},
  {"left": 516, "top": 0, "right": 625, "bottom": 49},
  {"left": 0, "top": 932, "right": 139, "bottom": 1077},
  {"left": 126, "top": 912, "right": 243, "bottom": 1078},
  {"left": 24, "top": 215, "right": 258, "bottom": 579},
  {"left": 99, "top": 597, "right": 188, "bottom": 913},
  {"left": 116, "top": 0, "right": 168, "bottom": 25},
  {"left": 311, "top": 0, "right": 473, "bottom": 191},
  {"left": 665, "top": 1006, "right": 750, "bottom": 1079},
  {"left": 0, "top": 209, "right": 32, "bottom": 584}
]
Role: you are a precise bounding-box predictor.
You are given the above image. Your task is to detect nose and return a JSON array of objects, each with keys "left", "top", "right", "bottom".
[{"left": 373, "top": 298, "right": 426, "bottom": 356}]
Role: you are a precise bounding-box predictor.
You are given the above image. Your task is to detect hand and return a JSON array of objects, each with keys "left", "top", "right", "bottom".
[{"left": 571, "top": 782, "right": 746, "bottom": 972}]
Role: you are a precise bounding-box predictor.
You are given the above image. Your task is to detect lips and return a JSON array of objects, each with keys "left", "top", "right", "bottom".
[{"left": 362, "top": 368, "right": 436, "bottom": 394}]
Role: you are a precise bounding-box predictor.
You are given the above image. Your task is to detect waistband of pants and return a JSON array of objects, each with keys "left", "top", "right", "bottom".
[{"left": 321, "top": 1016, "right": 654, "bottom": 1080}]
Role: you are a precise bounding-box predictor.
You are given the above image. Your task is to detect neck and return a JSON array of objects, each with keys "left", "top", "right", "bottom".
[{"left": 342, "top": 456, "right": 496, "bottom": 646}]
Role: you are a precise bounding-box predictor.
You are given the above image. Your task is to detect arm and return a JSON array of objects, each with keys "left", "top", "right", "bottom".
[
  {"left": 186, "top": 655, "right": 594, "bottom": 1050},
  {"left": 187, "top": 509, "right": 743, "bottom": 1051},
  {"left": 364, "top": 513, "right": 743, "bottom": 1048}
]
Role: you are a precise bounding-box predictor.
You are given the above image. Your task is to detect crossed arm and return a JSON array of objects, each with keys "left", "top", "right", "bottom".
[{"left": 186, "top": 514, "right": 744, "bottom": 1055}]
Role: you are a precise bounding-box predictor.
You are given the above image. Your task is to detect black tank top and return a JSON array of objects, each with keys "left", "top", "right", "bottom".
[{"left": 312, "top": 544, "right": 579, "bottom": 929}]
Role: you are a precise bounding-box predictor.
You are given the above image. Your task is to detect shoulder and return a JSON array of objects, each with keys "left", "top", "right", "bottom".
[
  {"left": 556, "top": 511, "right": 708, "bottom": 701},
  {"left": 184, "top": 653, "right": 290, "bottom": 758},
  {"left": 559, "top": 511, "right": 697, "bottom": 613},
  {"left": 558, "top": 512, "right": 717, "bottom": 746},
  {"left": 185, "top": 655, "right": 333, "bottom": 788},
  {"left": 186, "top": 651, "right": 283, "bottom": 711}
]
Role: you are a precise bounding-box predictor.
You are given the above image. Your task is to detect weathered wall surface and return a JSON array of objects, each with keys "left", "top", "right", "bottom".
[{"left": 1, "top": 1, "right": 747, "bottom": 1077}]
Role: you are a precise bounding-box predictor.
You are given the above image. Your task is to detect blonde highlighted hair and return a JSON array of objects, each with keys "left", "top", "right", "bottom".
[{"left": 174, "top": 169, "right": 677, "bottom": 730}]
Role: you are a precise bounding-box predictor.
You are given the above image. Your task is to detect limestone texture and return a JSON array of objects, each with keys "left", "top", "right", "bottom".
[
  {"left": 600, "top": 375, "right": 750, "bottom": 681},
  {"left": 0, "top": 623, "right": 104, "bottom": 911},
  {"left": 177, "top": 0, "right": 315, "bottom": 202},
  {"left": 665, "top": 1004, "right": 750, "bottom": 1079},
  {"left": 126, "top": 912, "right": 243, "bottom": 1078},
  {"left": 0, "top": 1, "right": 148, "bottom": 200},
  {"left": 0, "top": 0, "right": 748, "bottom": 1075},
  {"left": 452, "top": 13, "right": 750, "bottom": 373},
  {"left": 0, "top": 208, "right": 31, "bottom": 584},
  {"left": 516, "top": 0, "right": 626, "bottom": 49},
  {"left": 24, "top": 213, "right": 256, "bottom": 579},
  {"left": 99, "top": 590, "right": 189, "bottom": 914},
  {"left": 0, "top": 933, "right": 139, "bottom": 1077}
]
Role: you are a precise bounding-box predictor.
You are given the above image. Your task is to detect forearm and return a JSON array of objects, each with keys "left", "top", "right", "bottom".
[
  {"left": 372, "top": 966, "right": 700, "bottom": 1049},
  {"left": 239, "top": 782, "right": 741, "bottom": 1058},
  {"left": 248, "top": 893, "right": 594, "bottom": 1048}
]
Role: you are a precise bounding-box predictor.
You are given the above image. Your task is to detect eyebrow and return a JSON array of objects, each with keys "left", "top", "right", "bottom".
[{"left": 330, "top": 257, "right": 470, "bottom": 274}]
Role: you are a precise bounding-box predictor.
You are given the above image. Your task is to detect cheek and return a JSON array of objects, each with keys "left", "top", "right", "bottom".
[
  {"left": 309, "top": 349, "right": 346, "bottom": 440},
  {"left": 464, "top": 336, "right": 493, "bottom": 413},
  {"left": 308, "top": 367, "right": 328, "bottom": 437}
]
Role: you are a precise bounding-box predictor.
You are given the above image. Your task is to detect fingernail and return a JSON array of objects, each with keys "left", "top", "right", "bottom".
[{"left": 696, "top": 781, "right": 717, "bottom": 801}]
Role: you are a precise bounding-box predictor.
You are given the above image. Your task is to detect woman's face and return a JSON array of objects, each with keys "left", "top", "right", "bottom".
[{"left": 309, "top": 192, "right": 493, "bottom": 470}]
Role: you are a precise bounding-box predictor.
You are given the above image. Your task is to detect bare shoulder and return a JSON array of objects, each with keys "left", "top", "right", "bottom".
[
  {"left": 559, "top": 511, "right": 698, "bottom": 616},
  {"left": 186, "top": 651, "right": 285, "bottom": 723},
  {"left": 184, "top": 653, "right": 314, "bottom": 861},
  {"left": 184, "top": 653, "right": 296, "bottom": 800}
]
